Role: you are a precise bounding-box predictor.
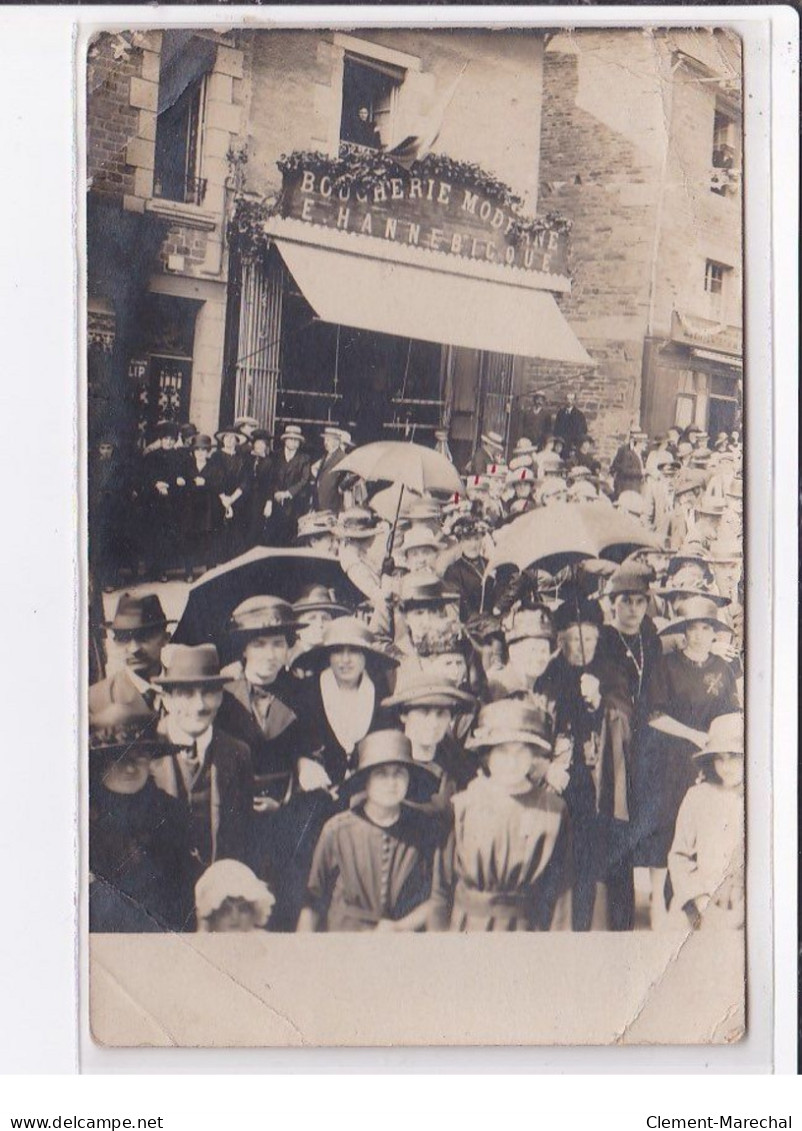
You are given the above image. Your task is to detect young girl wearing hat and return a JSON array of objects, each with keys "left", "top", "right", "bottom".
[
  {"left": 298, "top": 731, "right": 447, "bottom": 932},
  {"left": 195, "top": 859, "right": 275, "bottom": 933},
  {"left": 431, "top": 699, "right": 573, "bottom": 932},
  {"left": 667, "top": 713, "right": 744, "bottom": 930},
  {"left": 637, "top": 597, "right": 739, "bottom": 928}
]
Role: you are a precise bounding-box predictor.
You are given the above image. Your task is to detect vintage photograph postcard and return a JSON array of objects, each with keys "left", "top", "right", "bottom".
[{"left": 85, "top": 23, "right": 746, "bottom": 1047}]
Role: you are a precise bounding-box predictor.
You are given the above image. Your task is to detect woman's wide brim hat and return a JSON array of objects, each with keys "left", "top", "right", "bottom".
[
  {"left": 345, "top": 730, "right": 436, "bottom": 792},
  {"left": 382, "top": 667, "right": 476, "bottom": 711},
  {"left": 153, "top": 643, "right": 230, "bottom": 688},
  {"left": 227, "top": 596, "right": 304, "bottom": 640},
  {"left": 654, "top": 584, "right": 730, "bottom": 607},
  {"left": 693, "top": 711, "right": 744, "bottom": 758},
  {"left": 465, "top": 699, "right": 554, "bottom": 753},
  {"left": 89, "top": 701, "right": 170, "bottom": 756},
  {"left": 292, "top": 616, "right": 398, "bottom": 671},
  {"left": 334, "top": 507, "right": 380, "bottom": 540},
  {"left": 398, "top": 572, "right": 460, "bottom": 610},
  {"left": 658, "top": 596, "right": 734, "bottom": 636},
  {"left": 214, "top": 429, "right": 247, "bottom": 446},
  {"left": 292, "top": 584, "right": 350, "bottom": 618},
  {"left": 605, "top": 562, "right": 655, "bottom": 598}
]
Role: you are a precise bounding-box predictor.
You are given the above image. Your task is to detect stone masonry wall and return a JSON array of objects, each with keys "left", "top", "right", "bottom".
[{"left": 524, "top": 34, "right": 664, "bottom": 463}]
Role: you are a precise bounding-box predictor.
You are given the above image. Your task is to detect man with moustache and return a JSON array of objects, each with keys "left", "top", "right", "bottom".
[
  {"left": 150, "top": 644, "right": 254, "bottom": 876},
  {"left": 89, "top": 594, "right": 171, "bottom": 719}
]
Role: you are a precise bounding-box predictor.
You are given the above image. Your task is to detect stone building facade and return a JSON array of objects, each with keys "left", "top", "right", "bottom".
[{"left": 521, "top": 29, "right": 743, "bottom": 460}]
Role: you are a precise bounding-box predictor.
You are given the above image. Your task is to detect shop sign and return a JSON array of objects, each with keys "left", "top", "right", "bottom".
[{"left": 281, "top": 167, "right": 569, "bottom": 277}]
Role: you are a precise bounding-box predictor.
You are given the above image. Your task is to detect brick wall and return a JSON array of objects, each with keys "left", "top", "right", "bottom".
[{"left": 86, "top": 33, "right": 143, "bottom": 199}]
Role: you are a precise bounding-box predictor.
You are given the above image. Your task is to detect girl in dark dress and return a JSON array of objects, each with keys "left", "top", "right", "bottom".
[
  {"left": 210, "top": 428, "right": 248, "bottom": 563},
  {"left": 636, "top": 596, "right": 739, "bottom": 928}
]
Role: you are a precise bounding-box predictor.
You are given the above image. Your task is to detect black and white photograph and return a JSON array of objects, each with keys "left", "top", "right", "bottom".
[{"left": 85, "top": 23, "right": 746, "bottom": 1047}]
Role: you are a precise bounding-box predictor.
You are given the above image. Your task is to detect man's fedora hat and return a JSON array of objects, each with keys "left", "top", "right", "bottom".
[
  {"left": 104, "top": 593, "right": 169, "bottom": 634},
  {"left": 658, "top": 596, "right": 734, "bottom": 637},
  {"left": 382, "top": 666, "right": 475, "bottom": 711},
  {"left": 321, "top": 424, "right": 343, "bottom": 440},
  {"left": 465, "top": 698, "right": 554, "bottom": 753},
  {"left": 153, "top": 644, "right": 229, "bottom": 689},
  {"left": 280, "top": 424, "right": 304, "bottom": 443},
  {"left": 694, "top": 712, "right": 744, "bottom": 758},
  {"left": 294, "top": 617, "right": 399, "bottom": 671},
  {"left": 227, "top": 596, "right": 303, "bottom": 640},
  {"left": 292, "top": 584, "right": 350, "bottom": 618},
  {"left": 214, "top": 427, "right": 247, "bottom": 446},
  {"left": 605, "top": 562, "right": 655, "bottom": 599}
]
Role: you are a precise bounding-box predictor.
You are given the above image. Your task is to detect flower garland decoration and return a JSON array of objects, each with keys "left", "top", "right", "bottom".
[{"left": 229, "top": 145, "right": 571, "bottom": 258}]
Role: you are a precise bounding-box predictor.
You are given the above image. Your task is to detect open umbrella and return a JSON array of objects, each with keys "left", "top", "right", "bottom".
[
  {"left": 171, "top": 547, "right": 364, "bottom": 651},
  {"left": 486, "top": 502, "right": 662, "bottom": 576},
  {"left": 337, "top": 440, "right": 463, "bottom": 497}
]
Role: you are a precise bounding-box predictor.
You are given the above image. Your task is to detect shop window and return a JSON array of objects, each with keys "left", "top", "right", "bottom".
[
  {"left": 674, "top": 370, "right": 709, "bottom": 429},
  {"left": 704, "top": 260, "right": 731, "bottom": 322},
  {"left": 154, "top": 31, "right": 217, "bottom": 205},
  {"left": 711, "top": 105, "right": 740, "bottom": 196},
  {"left": 339, "top": 54, "right": 404, "bottom": 151}
]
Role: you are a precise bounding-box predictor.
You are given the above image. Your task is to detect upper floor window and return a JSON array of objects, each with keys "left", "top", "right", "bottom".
[
  {"left": 710, "top": 104, "right": 740, "bottom": 196},
  {"left": 704, "top": 259, "right": 731, "bottom": 320},
  {"left": 153, "top": 31, "right": 217, "bottom": 205},
  {"left": 339, "top": 53, "right": 404, "bottom": 151}
]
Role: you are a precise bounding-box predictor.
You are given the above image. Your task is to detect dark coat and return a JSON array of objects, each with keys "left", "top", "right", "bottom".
[
  {"left": 216, "top": 671, "right": 303, "bottom": 801},
  {"left": 264, "top": 450, "right": 313, "bottom": 544},
  {"left": 295, "top": 673, "right": 392, "bottom": 786},
  {"left": 243, "top": 452, "right": 274, "bottom": 545},
  {"left": 150, "top": 727, "right": 254, "bottom": 871},
  {"left": 443, "top": 554, "right": 488, "bottom": 620},
  {"left": 315, "top": 448, "right": 347, "bottom": 514},
  {"left": 610, "top": 444, "right": 645, "bottom": 497},
  {"left": 554, "top": 405, "right": 588, "bottom": 452}
]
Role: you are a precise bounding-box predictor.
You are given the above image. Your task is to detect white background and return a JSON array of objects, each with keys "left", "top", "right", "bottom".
[{"left": 0, "top": 1, "right": 797, "bottom": 1106}]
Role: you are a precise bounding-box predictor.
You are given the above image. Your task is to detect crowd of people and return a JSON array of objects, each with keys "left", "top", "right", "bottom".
[{"left": 88, "top": 398, "right": 745, "bottom": 937}]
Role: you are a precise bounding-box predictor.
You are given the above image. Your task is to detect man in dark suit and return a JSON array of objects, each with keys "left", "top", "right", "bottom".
[
  {"left": 88, "top": 593, "right": 171, "bottom": 719},
  {"left": 264, "top": 424, "right": 313, "bottom": 546},
  {"left": 512, "top": 391, "right": 552, "bottom": 452},
  {"left": 150, "top": 643, "right": 254, "bottom": 873},
  {"left": 313, "top": 425, "right": 348, "bottom": 514},
  {"left": 554, "top": 392, "right": 588, "bottom": 458},
  {"left": 610, "top": 429, "right": 648, "bottom": 499}
]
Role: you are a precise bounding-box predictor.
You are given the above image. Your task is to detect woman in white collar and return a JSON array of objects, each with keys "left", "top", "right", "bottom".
[{"left": 291, "top": 618, "right": 398, "bottom": 793}]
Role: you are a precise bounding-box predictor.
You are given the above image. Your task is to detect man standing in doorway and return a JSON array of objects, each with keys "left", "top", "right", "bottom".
[{"left": 554, "top": 391, "right": 588, "bottom": 458}]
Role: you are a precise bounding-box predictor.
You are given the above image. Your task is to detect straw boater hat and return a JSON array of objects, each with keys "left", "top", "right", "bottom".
[
  {"left": 605, "top": 562, "right": 655, "bottom": 599},
  {"left": 195, "top": 860, "right": 275, "bottom": 928},
  {"left": 334, "top": 507, "right": 380, "bottom": 540},
  {"left": 512, "top": 438, "right": 536, "bottom": 456},
  {"left": 296, "top": 510, "right": 337, "bottom": 541},
  {"left": 321, "top": 424, "right": 342, "bottom": 441},
  {"left": 293, "top": 617, "right": 398, "bottom": 671},
  {"left": 292, "top": 584, "right": 350, "bottom": 619},
  {"left": 402, "top": 527, "right": 444, "bottom": 554},
  {"left": 234, "top": 416, "right": 260, "bottom": 433},
  {"left": 693, "top": 712, "right": 744, "bottom": 758},
  {"left": 103, "top": 592, "right": 170, "bottom": 634},
  {"left": 227, "top": 596, "right": 303, "bottom": 643},
  {"left": 465, "top": 699, "right": 554, "bottom": 753},
  {"left": 658, "top": 596, "right": 734, "bottom": 637},
  {"left": 153, "top": 644, "right": 230, "bottom": 689},
  {"left": 214, "top": 427, "right": 247, "bottom": 446},
  {"left": 398, "top": 572, "right": 460, "bottom": 611},
  {"left": 280, "top": 424, "right": 304, "bottom": 444},
  {"left": 481, "top": 430, "right": 505, "bottom": 452},
  {"left": 505, "top": 606, "right": 554, "bottom": 645},
  {"left": 382, "top": 666, "right": 475, "bottom": 712},
  {"left": 506, "top": 466, "right": 536, "bottom": 486}
]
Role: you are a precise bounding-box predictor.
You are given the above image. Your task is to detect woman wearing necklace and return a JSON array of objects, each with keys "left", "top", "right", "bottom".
[{"left": 637, "top": 596, "right": 739, "bottom": 928}]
